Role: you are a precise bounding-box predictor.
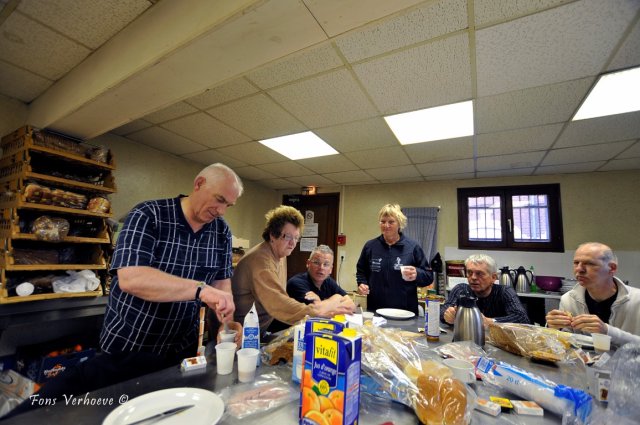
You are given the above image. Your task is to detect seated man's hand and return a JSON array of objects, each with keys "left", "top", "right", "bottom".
[
  {"left": 216, "top": 321, "right": 243, "bottom": 346},
  {"left": 481, "top": 314, "right": 494, "bottom": 327},
  {"left": 571, "top": 314, "right": 607, "bottom": 334},
  {"left": 304, "top": 291, "right": 321, "bottom": 303},
  {"left": 545, "top": 309, "right": 572, "bottom": 329},
  {"left": 357, "top": 283, "right": 369, "bottom": 295},
  {"left": 339, "top": 295, "right": 356, "bottom": 313},
  {"left": 443, "top": 306, "right": 457, "bottom": 324}
]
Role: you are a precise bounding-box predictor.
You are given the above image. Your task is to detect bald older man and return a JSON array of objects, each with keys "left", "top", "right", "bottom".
[{"left": 546, "top": 242, "right": 640, "bottom": 347}]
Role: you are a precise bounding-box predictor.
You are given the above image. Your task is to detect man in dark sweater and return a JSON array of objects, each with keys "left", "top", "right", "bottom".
[
  {"left": 287, "top": 245, "right": 355, "bottom": 310},
  {"left": 441, "top": 254, "right": 529, "bottom": 325}
]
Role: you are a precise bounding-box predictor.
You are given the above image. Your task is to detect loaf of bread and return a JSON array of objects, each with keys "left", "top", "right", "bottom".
[
  {"left": 415, "top": 373, "right": 467, "bottom": 425},
  {"left": 87, "top": 197, "right": 110, "bottom": 213},
  {"left": 31, "top": 216, "right": 70, "bottom": 242},
  {"left": 488, "top": 323, "right": 570, "bottom": 362}
]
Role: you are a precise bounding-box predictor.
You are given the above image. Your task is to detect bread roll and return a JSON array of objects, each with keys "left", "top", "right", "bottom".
[
  {"left": 404, "top": 359, "right": 452, "bottom": 384},
  {"left": 415, "top": 373, "right": 467, "bottom": 425}
]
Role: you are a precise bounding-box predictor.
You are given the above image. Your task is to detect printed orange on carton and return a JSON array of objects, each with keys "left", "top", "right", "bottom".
[{"left": 300, "top": 329, "right": 361, "bottom": 425}]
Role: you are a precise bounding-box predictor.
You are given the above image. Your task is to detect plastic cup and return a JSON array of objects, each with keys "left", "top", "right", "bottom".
[
  {"left": 220, "top": 330, "right": 237, "bottom": 343},
  {"left": 400, "top": 266, "right": 411, "bottom": 280},
  {"left": 443, "top": 358, "right": 476, "bottom": 383},
  {"left": 236, "top": 348, "right": 260, "bottom": 382},
  {"left": 591, "top": 333, "right": 611, "bottom": 352},
  {"left": 215, "top": 342, "right": 237, "bottom": 375},
  {"left": 362, "top": 311, "right": 374, "bottom": 322}
]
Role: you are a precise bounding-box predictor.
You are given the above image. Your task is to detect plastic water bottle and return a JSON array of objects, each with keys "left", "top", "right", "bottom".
[{"left": 242, "top": 303, "right": 260, "bottom": 366}]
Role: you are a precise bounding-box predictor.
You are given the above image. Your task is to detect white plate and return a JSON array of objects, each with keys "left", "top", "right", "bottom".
[
  {"left": 102, "top": 387, "right": 224, "bottom": 425},
  {"left": 376, "top": 308, "right": 415, "bottom": 320}
]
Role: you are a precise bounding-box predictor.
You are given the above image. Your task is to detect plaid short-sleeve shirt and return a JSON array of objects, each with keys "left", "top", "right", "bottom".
[{"left": 100, "top": 197, "right": 233, "bottom": 356}]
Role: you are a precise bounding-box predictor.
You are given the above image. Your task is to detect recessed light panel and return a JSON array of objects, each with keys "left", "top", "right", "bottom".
[
  {"left": 573, "top": 66, "right": 640, "bottom": 121},
  {"left": 384, "top": 100, "right": 474, "bottom": 145},
  {"left": 259, "top": 131, "right": 338, "bottom": 160}
]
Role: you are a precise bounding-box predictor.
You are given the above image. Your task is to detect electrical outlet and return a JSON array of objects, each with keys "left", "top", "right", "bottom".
[{"left": 339, "top": 250, "right": 346, "bottom": 261}]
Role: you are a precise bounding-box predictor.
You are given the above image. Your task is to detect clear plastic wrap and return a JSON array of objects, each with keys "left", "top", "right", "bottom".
[
  {"left": 217, "top": 368, "right": 298, "bottom": 420},
  {"left": 487, "top": 323, "right": 574, "bottom": 362},
  {"left": 358, "top": 324, "right": 477, "bottom": 425},
  {"left": 261, "top": 325, "right": 296, "bottom": 365},
  {"left": 31, "top": 215, "right": 70, "bottom": 242},
  {"left": 432, "top": 341, "right": 487, "bottom": 363}
]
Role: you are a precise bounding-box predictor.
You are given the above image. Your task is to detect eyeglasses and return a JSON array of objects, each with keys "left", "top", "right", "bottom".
[
  {"left": 310, "top": 260, "right": 332, "bottom": 269},
  {"left": 280, "top": 233, "right": 300, "bottom": 243}
]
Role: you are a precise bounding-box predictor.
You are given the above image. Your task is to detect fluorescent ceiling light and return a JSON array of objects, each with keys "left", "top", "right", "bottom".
[
  {"left": 259, "top": 131, "right": 338, "bottom": 160},
  {"left": 384, "top": 100, "right": 474, "bottom": 145},
  {"left": 573, "top": 66, "right": 640, "bottom": 121}
]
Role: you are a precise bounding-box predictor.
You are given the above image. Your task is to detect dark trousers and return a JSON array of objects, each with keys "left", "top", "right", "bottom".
[{"left": 4, "top": 346, "right": 194, "bottom": 420}]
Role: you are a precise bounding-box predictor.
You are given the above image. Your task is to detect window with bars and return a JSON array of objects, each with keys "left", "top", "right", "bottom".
[{"left": 457, "top": 184, "right": 564, "bottom": 252}]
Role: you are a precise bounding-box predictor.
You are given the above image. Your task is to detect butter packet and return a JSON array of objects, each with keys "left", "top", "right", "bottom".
[
  {"left": 181, "top": 355, "right": 207, "bottom": 372},
  {"left": 475, "top": 398, "right": 501, "bottom": 416},
  {"left": 511, "top": 400, "right": 544, "bottom": 416}
]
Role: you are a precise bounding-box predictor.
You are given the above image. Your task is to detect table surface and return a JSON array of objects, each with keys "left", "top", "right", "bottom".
[{"left": 3, "top": 317, "right": 594, "bottom": 425}]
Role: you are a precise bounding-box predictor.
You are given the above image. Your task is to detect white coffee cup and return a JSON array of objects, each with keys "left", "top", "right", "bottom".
[
  {"left": 362, "top": 311, "right": 374, "bottom": 322},
  {"left": 443, "top": 358, "right": 476, "bottom": 383},
  {"left": 591, "top": 333, "right": 611, "bottom": 352},
  {"left": 215, "top": 342, "right": 237, "bottom": 375},
  {"left": 220, "top": 330, "right": 237, "bottom": 343},
  {"left": 236, "top": 348, "right": 260, "bottom": 382}
]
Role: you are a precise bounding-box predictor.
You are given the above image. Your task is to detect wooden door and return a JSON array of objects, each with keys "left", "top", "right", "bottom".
[{"left": 282, "top": 193, "right": 340, "bottom": 281}]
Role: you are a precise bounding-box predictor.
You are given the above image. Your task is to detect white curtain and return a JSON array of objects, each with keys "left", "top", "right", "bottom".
[{"left": 402, "top": 207, "right": 439, "bottom": 263}]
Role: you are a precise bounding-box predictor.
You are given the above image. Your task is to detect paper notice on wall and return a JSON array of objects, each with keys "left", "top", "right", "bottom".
[
  {"left": 305, "top": 210, "right": 314, "bottom": 224},
  {"left": 447, "top": 276, "right": 468, "bottom": 290},
  {"left": 302, "top": 223, "right": 318, "bottom": 237},
  {"left": 299, "top": 238, "right": 317, "bottom": 252}
]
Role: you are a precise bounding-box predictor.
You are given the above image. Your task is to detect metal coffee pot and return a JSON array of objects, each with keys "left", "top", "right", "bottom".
[
  {"left": 499, "top": 266, "right": 514, "bottom": 286},
  {"left": 453, "top": 296, "right": 485, "bottom": 346},
  {"left": 513, "top": 266, "right": 534, "bottom": 293}
]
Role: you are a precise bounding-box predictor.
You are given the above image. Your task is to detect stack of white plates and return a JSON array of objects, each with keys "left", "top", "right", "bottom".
[{"left": 560, "top": 279, "right": 577, "bottom": 294}]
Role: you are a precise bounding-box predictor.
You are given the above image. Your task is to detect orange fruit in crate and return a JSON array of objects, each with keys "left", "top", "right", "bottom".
[
  {"left": 304, "top": 410, "right": 330, "bottom": 425},
  {"left": 301, "top": 387, "right": 320, "bottom": 417},
  {"left": 324, "top": 408, "right": 343, "bottom": 425},
  {"left": 328, "top": 390, "right": 344, "bottom": 413},
  {"left": 318, "top": 395, "right": 334, "bottom": 412}
]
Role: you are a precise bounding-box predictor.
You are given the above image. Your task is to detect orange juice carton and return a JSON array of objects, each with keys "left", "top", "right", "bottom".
[
  {"left": 293, "top": 318, "right": 346, "bottom": 384},
  {"left": 300, "top": 329, "right": 361, "bottom": 425}
]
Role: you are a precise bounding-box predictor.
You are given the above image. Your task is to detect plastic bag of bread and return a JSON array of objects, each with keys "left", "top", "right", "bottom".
[
  {"left": 261, "top": 326, "right": 295, "bottom": 365},
  {"left": 487, "top": 322, "right": 572, "bottom": 362},
  {"left": 87, "top": 197, "right": 111, "bottom": 213},
  {"left": 31, "top": 216, "right": 70, "bottom": 242}
]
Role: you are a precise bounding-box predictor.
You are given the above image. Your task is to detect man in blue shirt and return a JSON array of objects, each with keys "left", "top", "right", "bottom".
[{"left": 287, "top": 245, "right": 355, "bottom": 310}]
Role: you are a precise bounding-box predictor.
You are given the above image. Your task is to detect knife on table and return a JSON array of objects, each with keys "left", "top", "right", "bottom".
[{"left": 125, "top": 405, "right": 194, "bottom": 425}]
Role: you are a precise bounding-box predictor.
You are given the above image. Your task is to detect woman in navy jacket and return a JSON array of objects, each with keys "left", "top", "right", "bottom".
[{"left": 356, "top": 204, "right": 433, "bottom": 315}]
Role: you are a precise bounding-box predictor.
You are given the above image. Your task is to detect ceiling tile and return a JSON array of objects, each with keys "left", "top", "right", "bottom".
[
  {"left": 234, "top": 166, "right": 278, "bottom": 181},
  {"left": 425, "top": 172, "right": 474, "bottom": 181},
  {"left": 542, "top": 140, "right": 635, "bottom": 166},
  {"left": 403, "top": 137, "right": 473, "bottom": 163},
  {"left": 344, "top": 146, "right": 411, "bottom": 168},
  {"left": 616, "top": 140, "right": 640, "bottom": 159},
  {"left": 416, "top": 159, "right": 474, "bottom": 176},
  {"left": 365, "top": 165, "right": 421, "bottom": 180},
  {"left": 474, "top": 0, "right": 572, "bottom": 28},
  {"left": 260, "top": 178, "right": 299, "bottom": 189},
  {"left": 185, "top": 78, "right": 259, "bottom": 110},
  {"left": 162, "top": 112, "right": 249, "bottom": 148},
  {"left": 555, "top": 111, "right": 640, "bottom": 148},
  {"left": 296, "top": 154, "right": 359, "bottom": 174},
  {"left": 599, "top": 157, "right": 640, "bottom": 171},
  {"left": 18, "top": 0, "right": 151, "bottom": 49},
  {"left": 0, "top": 12, "right": 90, "bottom": 80},
  {"left": 314, "top": 118, "right": 397, "bottom": 152},
  {"left": 353, "top": 32, "right": 471, "bottom": 114},
  {"left": 0, "top": 61, "right": 52, "bottom": 103},
  {"left": 268, "top": 68, "right": 378, "bottom": 128},
  {"left": 477, "top": 124, "right": 563, "bottom": 156},
  {"left": 476, "top": 78, "right": 593, "bottom": 133},
  {"left": 246, "top": 43, "right": 343, "bottom": 89},
  {"left": 303, "top": 0, "right": 424, "bottom": 37},
  {"left": 324, "top": 170, "right": 377, "bottom": 184},
  {"left": 144, "top": 102, "right": 199, "bottom": 124},
  {"left": 476, "top": 0, "right": 638, "bottom": 97},
  {"left": 180, "top": 149, "right": 247, "bottom": 168},
  {"left": 216, "top": 141, "right": 288, "bottom": 165},
  {"left": 534, "top": 161, "right": 606, "bottom": 175},
  {"left": 335, "top": 0, "right": 467, "bottom": 62},
  {"left": 477, "top": 151, "right": 545, "bottom": 171},
  {"left": 286, "top": 174, "right": 336, "bottom": 186},
  {"left": 207, "top": 93, "right": 306, "bottom": 140},
  {"left": 256, "top": 162, "right": 314, "bottom": 178},
  {"left": 476, "top": 168, "right": 535, "bottom": 178},
  {"left": 607, "top": 19, "right": 640, "bottom": 71},
  {"left": 127, "top": 126, "right": 208, "bottom": 155},
  {"left": 111, "top": 119, "right": 152, "bottom": 136}
]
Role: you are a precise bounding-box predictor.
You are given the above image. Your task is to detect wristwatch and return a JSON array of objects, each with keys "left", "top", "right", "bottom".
[{"left": 195, "top": 281, "right": 207, "bottom": 301}]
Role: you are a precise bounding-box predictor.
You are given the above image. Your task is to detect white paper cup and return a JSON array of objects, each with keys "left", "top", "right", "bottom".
[
  {"left": 443, "top": 358, "right": 476, "bottom": 383},
  {"left": 236, "top": 348, "right": 260, "bottom": 382},
  {"left": 215, "top": 342, "right": 237, "bottom": 375},
  {"left": 400, "top": 266, "right": 412, "bottom": 280},
  {"left": 591, "top": 333, "right": 611, "bottom": 352},
  {"left": 362, "top": 311, "right": 374, "bottom": 322},
  {"left": 220, "top": 330, "right": 237, "bottom": 343}
]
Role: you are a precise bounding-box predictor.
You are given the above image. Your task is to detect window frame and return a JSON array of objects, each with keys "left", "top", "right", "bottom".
[{"left": 457, "top": 184, "right": 564, "bottom": 252}]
